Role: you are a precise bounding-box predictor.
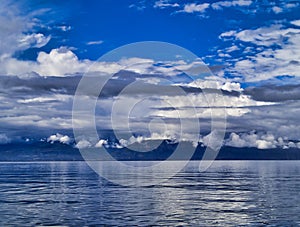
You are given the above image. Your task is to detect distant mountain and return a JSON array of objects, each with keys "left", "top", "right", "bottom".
[{"left": 0, "top": 140, "right": 300, "bottom": 161}]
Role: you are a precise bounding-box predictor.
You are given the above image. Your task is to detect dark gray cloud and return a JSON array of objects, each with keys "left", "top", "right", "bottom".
[
  {"left": 0, "top": 75, "right": 80, "bottom": 97},
  {"left": 245, "top": 84, "right": 300, "bottom": 102}
]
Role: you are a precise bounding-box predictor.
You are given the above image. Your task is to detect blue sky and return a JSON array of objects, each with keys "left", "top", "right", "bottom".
[
  {"left": 12, "top": 0, "right": 300, "bottom": 83},
  {"left": 1, "top": 0, "right": 300, "bottom": 151},
  {"left": 16, "top": 0, "right": 297, "bottom": 60}
]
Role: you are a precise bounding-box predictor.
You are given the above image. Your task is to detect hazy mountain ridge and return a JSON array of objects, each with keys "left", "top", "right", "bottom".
[{"left": 1, "top": 140, "right": 299, "bottom": 161}]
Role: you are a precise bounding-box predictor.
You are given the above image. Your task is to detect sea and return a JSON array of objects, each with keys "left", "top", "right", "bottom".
[{"left": 0, "top": 161, "right": 299, "bottom": 226}]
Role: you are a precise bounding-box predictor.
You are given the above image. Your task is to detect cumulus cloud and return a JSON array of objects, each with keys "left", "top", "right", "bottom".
[
  {"left": 0, "top": 47, "right": 97, "bottom": 76},
  {"left": 119, "top": 136, "right": 145, "bottom": 147},
  {"left": 0, "top": 48, "right": 218, "bottom": 78},
  {"left": 47, "top": 133, "right": 72, "bottom": 144},
  {"left": 75, "top": 140, "right": 92, "bottom": 149},
  {"left": 200, "top": 130, "right": 225, "bottom": 150},
  {"left": 95, "top": 139, "right": 108, "bottom": 148},
  {"left": 35, "top": 47, "right": 89, "bottom": 76},
  {"left": 226, "top": 131, "right": 300, "bottom": 149}
]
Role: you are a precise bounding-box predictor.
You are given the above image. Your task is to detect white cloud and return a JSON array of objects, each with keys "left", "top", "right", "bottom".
[
  {"left": 181, "top": 3, "right": 210, "bottom": 13},
  {"left": 219, "top": 30, "right": 237, "bottom": 39},
  {"left": 0, "top": 48, "right": 216, "bottom": 77},
  {"left": 109, "top": 142, "right": 124, "bottom": 149},
  {"left": 222, "top": 81, "right": 243, "bottom": 92},
  {"left": 201, "top": 130, "right": 224, "bottom": 150},
  {"left": 236, "top": 36, "right": 300, "bottom": 81},
  {"left": 0, "top": 1, "right": 29, "bottom": 56},
  {"left": 75, "top": 140, "right": 91, "bottom": 149},
  {"left": 291, "top": 19, "right": 300, "bottom": 27},
  {"left": 119, "top": 136, "right": 145, "bottom": 147},
  {"left": 151, "top": 90, "right": 273, "bottom": 121},
  {"left": 0, "top": 114, "right": 72, "bottom": 129},
  {"left": 211, "top": 0, "right": 252, "bottom": 10},
  {"left": 225, "top": 132, "right": 299, "bottom": 149},
  {"left": 72, "top": 128, "right": 300, "bottom": 149},
  {"left": 36, "top": 47, "right": 87, "bottom": 76},
  {"left": 219, "top": 24, "right": 300, "bottom": 81},
  {"left": 47, "top": 133, "right": 72, "bottom": 144},
  {"left": 0, "top": 1, "right": 49, "bottom": 57},
  {"left": 95, "top": 139, "right": 108, "bottom": 148},
  {"left": 0, "top": 133, "right": 11, "bottom": 144},
  {"left": 186, "top": 79, "right": 243, "bottom": 92},
  {"left": 222, "top": 24, "right": 300, "bottom": 46},
  {"left": 18, "top": 33, "right": 51, "bottom": 49},
  {"left": 224, "top": 45, "right": 240, "bottom": 53},
  {"left": 86, "top": 40, "right": 104, "bottom": 45},
  {"left": 128, "top": 3, "right": 146, "bottom": 11},
  {"left": 285, "top": 3, "right": 299, "bottom": 8},
  {"left": 154, "top": 0, "right": 179, "bottom": 9},
  {"left": 0, "top": 47, "right": 92, "bottom": 76},
  {"left": 255, "top": 139, "right": 275, "bottom": 149},
  {"left": 57, "top": 25, "right": 71, "bottom": 31},
  {"left": 18, "top": 94, "right": 71, "bottom": 104},
  {"left": 272, "top": 6, "right": 283, "bottom": 14}
]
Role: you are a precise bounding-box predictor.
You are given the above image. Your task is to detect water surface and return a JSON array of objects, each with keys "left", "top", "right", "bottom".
[{"left": 0, "top": 161, "right": 299, "bottom": 226}]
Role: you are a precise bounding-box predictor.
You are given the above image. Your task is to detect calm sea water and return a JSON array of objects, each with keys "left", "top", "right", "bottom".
[{"left": 0, "top": 161, "right": 299, "bottom": 226}]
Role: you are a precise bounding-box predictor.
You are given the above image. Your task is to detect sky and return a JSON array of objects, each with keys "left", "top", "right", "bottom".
[{"left": 0, "top": 0, "right": 300, "bottom": 152}]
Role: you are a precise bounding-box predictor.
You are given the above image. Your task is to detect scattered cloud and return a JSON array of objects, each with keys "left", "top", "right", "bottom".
[
  {"left": 95, "top": 139, "right": 108, "bottom": 148},
  {"left": 75, "top": 139, "right": 92, "bottom": 149},
  {"left": 119, "top": 136, "right": 144, "bottom": 147},
  {"left": 272, "top": 6, "right": 283, "bottom": 14},
  {"left": 57, "top": 25, "right": 71, "bottom": 31},
  {"left": 86, "top": 40, "right": 104, "bottom": 45},
  {"left": 47, "top": 133, "right": 72, "bottom": 144},
  {"left": 154, "top": 0, "right": 179, "bottom": 9},
  {"left": 18, "top": 33, "right": 51, "bottom": 49},
  {"left": 180, "top": 3, "right": 210, "bottom": 14},
  {"left": 211, "top": 0, "right": 252, "bottom": 10},
  {"left": 219, "top": 23, "right": 300, "bottom": 82},
  {"left": 156, "top": 0, "right": 255, "bottom": 15},
  {"left": 129, "top": 1, "right": 146, "bottom": 11},
  {"left": 219, "top": 24, "right": 300, "bottom": 47}
]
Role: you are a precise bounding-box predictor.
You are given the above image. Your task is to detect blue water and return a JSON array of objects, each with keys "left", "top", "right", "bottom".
[{"left": 0, "top": 161, "right": 299, "bottom": 226}]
